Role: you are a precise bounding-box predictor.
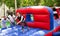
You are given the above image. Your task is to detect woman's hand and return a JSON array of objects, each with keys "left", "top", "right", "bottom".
[{"left": 17, "top": 21, "right": 21, "bottom": 25}]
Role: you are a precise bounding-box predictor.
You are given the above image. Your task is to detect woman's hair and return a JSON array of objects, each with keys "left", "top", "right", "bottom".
[
  {"left": 0, "top": 19, "right": 1, "bottom": 20},
  {"left": 10, "top": 12, "right": 13, "bottom": 16}
]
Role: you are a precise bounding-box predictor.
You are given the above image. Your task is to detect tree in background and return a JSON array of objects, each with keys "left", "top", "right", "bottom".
[
  {"left": 56, "top": 0, "right": 60, "bottom": 6},
  {"left": 0, "top": 0, "right": 60, "bottom": 8},
  {"left": 39, "top": 0, "right": 56, "bottom": 7},
  {"left": 5, "top": 0, "right": 15, "bottom": 9},
  {"left": 0, "top": 0, "right": 2, "bottom": 6}
]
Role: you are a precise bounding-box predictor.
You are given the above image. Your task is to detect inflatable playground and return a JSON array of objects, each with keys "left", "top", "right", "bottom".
[{"left": 0, "top": 6, "right": 60, "bottom": 36}]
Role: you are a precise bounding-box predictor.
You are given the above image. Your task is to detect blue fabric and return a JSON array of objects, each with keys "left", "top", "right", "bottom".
[
  {"left": 54, "top": 20, "right": 59, "bottom": 29},
  {"left": 26, "top": 14, "right": 32, "bottom": 22},
  {"left": 1, "top": 27, "right": 7, "bottom": 30},
  {"left": 53, "top": 32, "right": 60, "bottom": 36},
  {"left": 46, "top": 7, "right": 54, "bottom": 30},
  {"left": 0, "top": 26, "right": 40, "bottom": 36}
]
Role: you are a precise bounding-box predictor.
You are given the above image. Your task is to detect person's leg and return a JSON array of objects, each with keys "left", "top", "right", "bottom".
[
  {"left": 10, "top": 22, "right": 14, "bottom": 27},
  {"left": 21, "top": 23, "right": 24, "bottom": 33},
  {"left": 3, "top": 24, "right": 6, "bottom": 28},
  {"left": 12, "top": 22, "right": 16, "bottom": 26},
  {"left": 2, "top": 24, "right": 7, "bottom": 30},
  {"left": 23, "top": 21, "right": 30, "bottom": 30},
  {"left": 17, "top": 23, "right": 24, "bottom": 33}
]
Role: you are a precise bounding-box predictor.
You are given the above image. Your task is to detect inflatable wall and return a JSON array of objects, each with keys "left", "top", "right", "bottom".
[
  {"left": 16, "top": 6, "right": 54, "bottom": 30},
  {"left": 45, "top": 26, "right": 60, "bottom": 36}
]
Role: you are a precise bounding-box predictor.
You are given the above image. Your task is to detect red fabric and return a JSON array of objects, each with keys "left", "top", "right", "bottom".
[
  {"left": 33, "top": 15, "right": 50, "bottom": 22},
  {"left": 27, "top": 22, "right": 50, "bottom": 30},
  {"left": 16, "top": 8, "right": 49, "bottom": 14}
]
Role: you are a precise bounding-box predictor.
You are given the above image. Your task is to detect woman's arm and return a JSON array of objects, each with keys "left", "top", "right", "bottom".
[
  {"left": 17, "top": 21, "right": 21, "bottom": 24},
  {"left": 20, "top": 16, "right": 24, "bottom": 22},
  {"left": 15, "top": 16, "right": 18, "bottom": 20}
]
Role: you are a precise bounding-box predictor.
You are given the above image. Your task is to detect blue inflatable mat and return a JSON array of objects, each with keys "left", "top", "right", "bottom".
[
  {"left": 0, "top": 20, "right": 59, "bottom": 36},
  {"left": 53, "top": 32, "right": 60, "bottom": 36}
]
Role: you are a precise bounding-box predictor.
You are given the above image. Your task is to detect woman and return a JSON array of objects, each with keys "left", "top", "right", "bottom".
[
  {"left": 7, "top": 12, "right": 16, "bottom": 27},
  {"left": 15, "top": 13, "right": 30, "bottom": 33},
  {"left": 1, "top": 16, "right": 7, "bottom": 29}
]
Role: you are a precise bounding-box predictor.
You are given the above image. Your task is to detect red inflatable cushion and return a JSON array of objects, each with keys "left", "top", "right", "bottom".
[
  {"left": 16, "top": 7, "right": 51, "bottom": 30},
  {"left": 33, "top": 15, "right": 50, "bottom": 22},
  {"left": 16, "top": 8, "right": 49, "bottom": 14},
  {"left": 27, "top": 22, "right": 50, "bottom": 30}
]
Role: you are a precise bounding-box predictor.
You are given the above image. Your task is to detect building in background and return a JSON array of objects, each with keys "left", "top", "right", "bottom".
[{"left": 0, "top": 3, "right": 9, "bottom": 19}]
